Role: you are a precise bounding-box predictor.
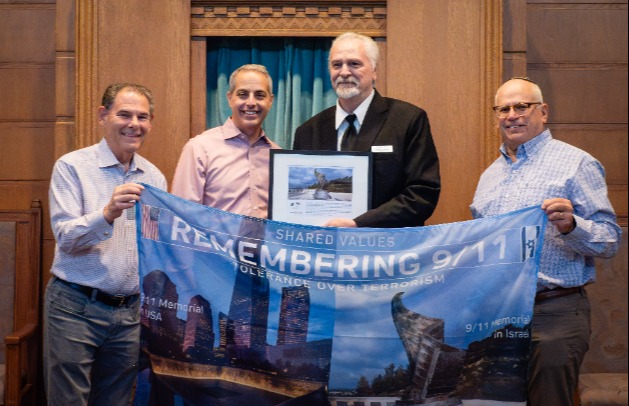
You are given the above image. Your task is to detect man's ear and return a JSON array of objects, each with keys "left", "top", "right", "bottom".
[
  {"left": 540, "top": 103, "right": 549, "bottom": 123},
  {"left": 97, "top": 106, "right": 108, "bottom": 125}
]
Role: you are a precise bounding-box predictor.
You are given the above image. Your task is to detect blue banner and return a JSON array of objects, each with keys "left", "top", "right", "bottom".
[{"left": 134, "top": 185, "right": 546, "bottom": 406}]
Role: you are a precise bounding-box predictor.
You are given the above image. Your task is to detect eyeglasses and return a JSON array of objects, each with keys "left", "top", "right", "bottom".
[{"left": 492, "top": 102, "right": 541, "bottom": 118}]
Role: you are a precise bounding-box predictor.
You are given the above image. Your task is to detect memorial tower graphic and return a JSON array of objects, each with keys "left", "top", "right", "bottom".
[
  {"left": 392, "top": 292, "right": 465, "bottom": 405},
  {"left": 277, "top": 286, "right": 310, "bottom": 345},
  {"left": 227, "top": 267, "right": 270, "bottom": 348}
]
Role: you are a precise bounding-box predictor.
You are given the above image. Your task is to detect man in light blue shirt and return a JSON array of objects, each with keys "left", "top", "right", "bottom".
[
  {"left": 44, "top": 83, "right": 167, "bottom": 405},
  {"left": 471, "top": 77, "right": 621, "bottom": 406}
]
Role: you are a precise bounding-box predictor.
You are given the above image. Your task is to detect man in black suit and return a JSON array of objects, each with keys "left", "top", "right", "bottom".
[{"left": 293, "top": 32, "right": 440, "bottom": 228}]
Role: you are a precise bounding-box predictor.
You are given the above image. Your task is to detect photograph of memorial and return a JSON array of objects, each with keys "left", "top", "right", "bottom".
[{"left": 287, "top": 166, "right": 353, "bottom": 201}]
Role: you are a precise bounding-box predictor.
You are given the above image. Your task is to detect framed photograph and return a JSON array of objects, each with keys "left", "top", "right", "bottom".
[{"left": 269, "top": 150, "right": 372, "bottom": 226}]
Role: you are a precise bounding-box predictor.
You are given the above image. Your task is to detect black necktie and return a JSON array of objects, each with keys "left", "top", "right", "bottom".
[{"left": 340, "top": 114, "right": 357, "bottom": 151}]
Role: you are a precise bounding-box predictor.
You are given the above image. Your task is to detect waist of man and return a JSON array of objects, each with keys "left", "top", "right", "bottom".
[{"left": 55, "top": 277, "right": 139, "bottom": 307}]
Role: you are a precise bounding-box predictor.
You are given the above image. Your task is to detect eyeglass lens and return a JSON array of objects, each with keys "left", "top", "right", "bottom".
[{"left": 495, "top": 103, "right": 538, "bottom": 117}]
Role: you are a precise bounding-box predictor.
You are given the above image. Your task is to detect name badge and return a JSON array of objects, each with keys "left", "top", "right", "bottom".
[{"left": 371, "top": 145, "right": 393, "bottom": 153}]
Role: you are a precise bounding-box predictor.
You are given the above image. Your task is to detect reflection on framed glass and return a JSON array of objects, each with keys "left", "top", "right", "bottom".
[{"left": 269, "top": 150, "right": 372, "bottom": 226}]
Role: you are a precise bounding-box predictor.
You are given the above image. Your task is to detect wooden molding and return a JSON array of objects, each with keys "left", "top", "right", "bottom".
[
  {"left": 191, "top": 2, "right": 386, "bottom": 37},
  {"left": 190, "top": 38, "right": 207, "bottom": 137},
  {"left": 193, "top": 0, "right": 385, "bottom": 4},
  {"left": 75, "top": 0, "right": 100, "bottom": 150},
  {"left": 481, "top": 0, "right": 503, "bottom": 169}
]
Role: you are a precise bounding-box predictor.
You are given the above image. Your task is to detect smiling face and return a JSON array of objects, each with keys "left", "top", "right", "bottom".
[
  {"left": 98, "top": 89, "right": 152, "bottom": 167},
  {"left": 495, "top": 79, "right": 548, "bottom": 152},
  {"left": 227, "top": 70, "right": 274, "bottom": 141},
  {"left": 329, "top": 37, "right": 377, "bottom": 111}
]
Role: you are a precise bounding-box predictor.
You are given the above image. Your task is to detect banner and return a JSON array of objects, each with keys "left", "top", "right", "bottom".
[{"left": 134, "top": 185, "right": 546, "bottom": 406}]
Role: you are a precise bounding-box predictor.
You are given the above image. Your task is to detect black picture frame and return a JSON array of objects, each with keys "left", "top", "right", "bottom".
[{"left": 269, "top": 150, "right": 372, "bottom": 226}]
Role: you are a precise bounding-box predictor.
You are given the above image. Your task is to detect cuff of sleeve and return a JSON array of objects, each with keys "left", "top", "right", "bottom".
[
  {"left": 92, "top": 210, "right": 114, "bottom": 240},
  {"left": 561, "top": 215, "right": 586, "bottom": 239}
]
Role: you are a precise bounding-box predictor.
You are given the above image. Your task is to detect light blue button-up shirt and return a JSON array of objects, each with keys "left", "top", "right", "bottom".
[
  {"left": 471, "top": 129, "right": 621, "bottom": 290},
  {"left": 49, "top": 138, "right": 167, "bottom": 295}
]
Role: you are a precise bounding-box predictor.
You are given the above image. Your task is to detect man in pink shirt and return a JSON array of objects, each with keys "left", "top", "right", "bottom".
[
  {"left": 172, "top": 64, "right": 280, "bottom": 218},
  {"left": 166, "top": 65, "right": 279, "bottom": 405}
]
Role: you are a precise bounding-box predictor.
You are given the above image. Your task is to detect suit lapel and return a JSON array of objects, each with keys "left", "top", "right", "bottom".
[
  {"left": 318, "top": 108, "right": 338, "bottom": 150},
  {"left": 355, "top": 91, "right": 388, "bottom": 151}
]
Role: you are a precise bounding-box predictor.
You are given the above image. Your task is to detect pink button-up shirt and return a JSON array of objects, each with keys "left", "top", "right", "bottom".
[{"left": 171, "top": 118, "right": 281, "bottom": 218}]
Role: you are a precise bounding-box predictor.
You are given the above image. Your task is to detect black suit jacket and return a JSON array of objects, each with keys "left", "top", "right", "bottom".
[{"left": 293, "top": 90, "right": 440, "bottom": 228}]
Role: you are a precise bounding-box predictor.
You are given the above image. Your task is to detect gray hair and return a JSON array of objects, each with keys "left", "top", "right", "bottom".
[
  {"left": 330, "top": 32, "right": 380, "bottom": 70},
  {"left": 228, "top": 64, "right": 273, "bottom": 94},
  {"left": 101, "top": 83, "right": 154, "bottom": 115}
]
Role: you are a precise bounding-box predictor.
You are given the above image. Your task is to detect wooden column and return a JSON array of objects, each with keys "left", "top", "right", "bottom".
[{"left": 387, "top": 0, "right": 503, "bottom": 224}]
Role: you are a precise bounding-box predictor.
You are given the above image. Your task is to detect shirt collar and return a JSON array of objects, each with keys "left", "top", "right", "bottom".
[
  {"left": 499, "top": 128, "right": 552, "bottom": 162},
  {"left": 223, "top": 117, "right": 273, "bottom": 145},
  {"left": 97, "top": 137, "right": 141, "bottom": 172},
  {"left": 335, "top": 89, "right": 376, "bottom": 129}
]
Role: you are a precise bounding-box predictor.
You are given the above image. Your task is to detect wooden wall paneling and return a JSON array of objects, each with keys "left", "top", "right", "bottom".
[
  {"left": 0, "top": 2, "right": 55, "bottom": 179},
  {"left": 55, "top": 45, "right": 75, "bottom": 165},
  {"left": 502, "top": 0, "right": 527, "bottom": 80},
  {"left": 387, "top": 0, "right": 502, "bottom": 224},
  {"left": 0, "top": 182, "right": 49, "bottom": 223},
  {"left": 53, "top": 121, "right": 76, "bottom": 162},
  {"left": 99, "top": 1, "right": 191, "bottom": 183},
  {"left": 50, "top": 0, "right": 77, "bottom": 296},
  {"left": 608, "top": 186, "right": 629, "bottom": 226},
  {"left": 0, "top": 5, "right": 55, "bottom": 62},
  {"left": 582, "top": 226, "right": 629, "bottom": 373},
  {"left": 0, "top": 0, "right": 54, "bottom": 3},
  {"left": 502, "top": 53, "right": 527, "bottom": 81},
  {"left": 191, "top": 37, "right": 207, "bottom": 138},
  {"left": 529, "top": 67, "right": 628, "bottom": 124},
  {"left": 0, "top": 2, "right": 56, "bottom": 313},
  {"left": 75, "top": 1, "right": 192, "bottom": 183},
  {"left": 523, "top": 1, "right": 628, "bottom": 223},
  {"left": 503, "top": 0, "right": 527, "bottom": 53},
  {"left": 526, "top": 3, "right": 628, "bottom": 64},
  {"left": 0, "top": 123, "right": 55, "bottom": 180},
  {"left": 0, "top": 67, "right": 55, "bottom": 122},
  {"left": 55, "top": 55, "right": 75, "bottom": 119},
  {"left": 56, "top": 0, "right": 75, "bottom": 53},
  {"left": 374, "top": 40, "right": 386, "bottom": 96}
]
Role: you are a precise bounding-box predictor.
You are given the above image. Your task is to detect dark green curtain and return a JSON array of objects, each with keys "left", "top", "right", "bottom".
[{"left": 206, "top": 37, "right": 337, "bottom": 149}]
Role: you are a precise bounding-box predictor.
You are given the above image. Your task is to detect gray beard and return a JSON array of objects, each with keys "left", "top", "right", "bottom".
[{"left": 335, "top": 86, "right": 360, "bottom": 99}]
